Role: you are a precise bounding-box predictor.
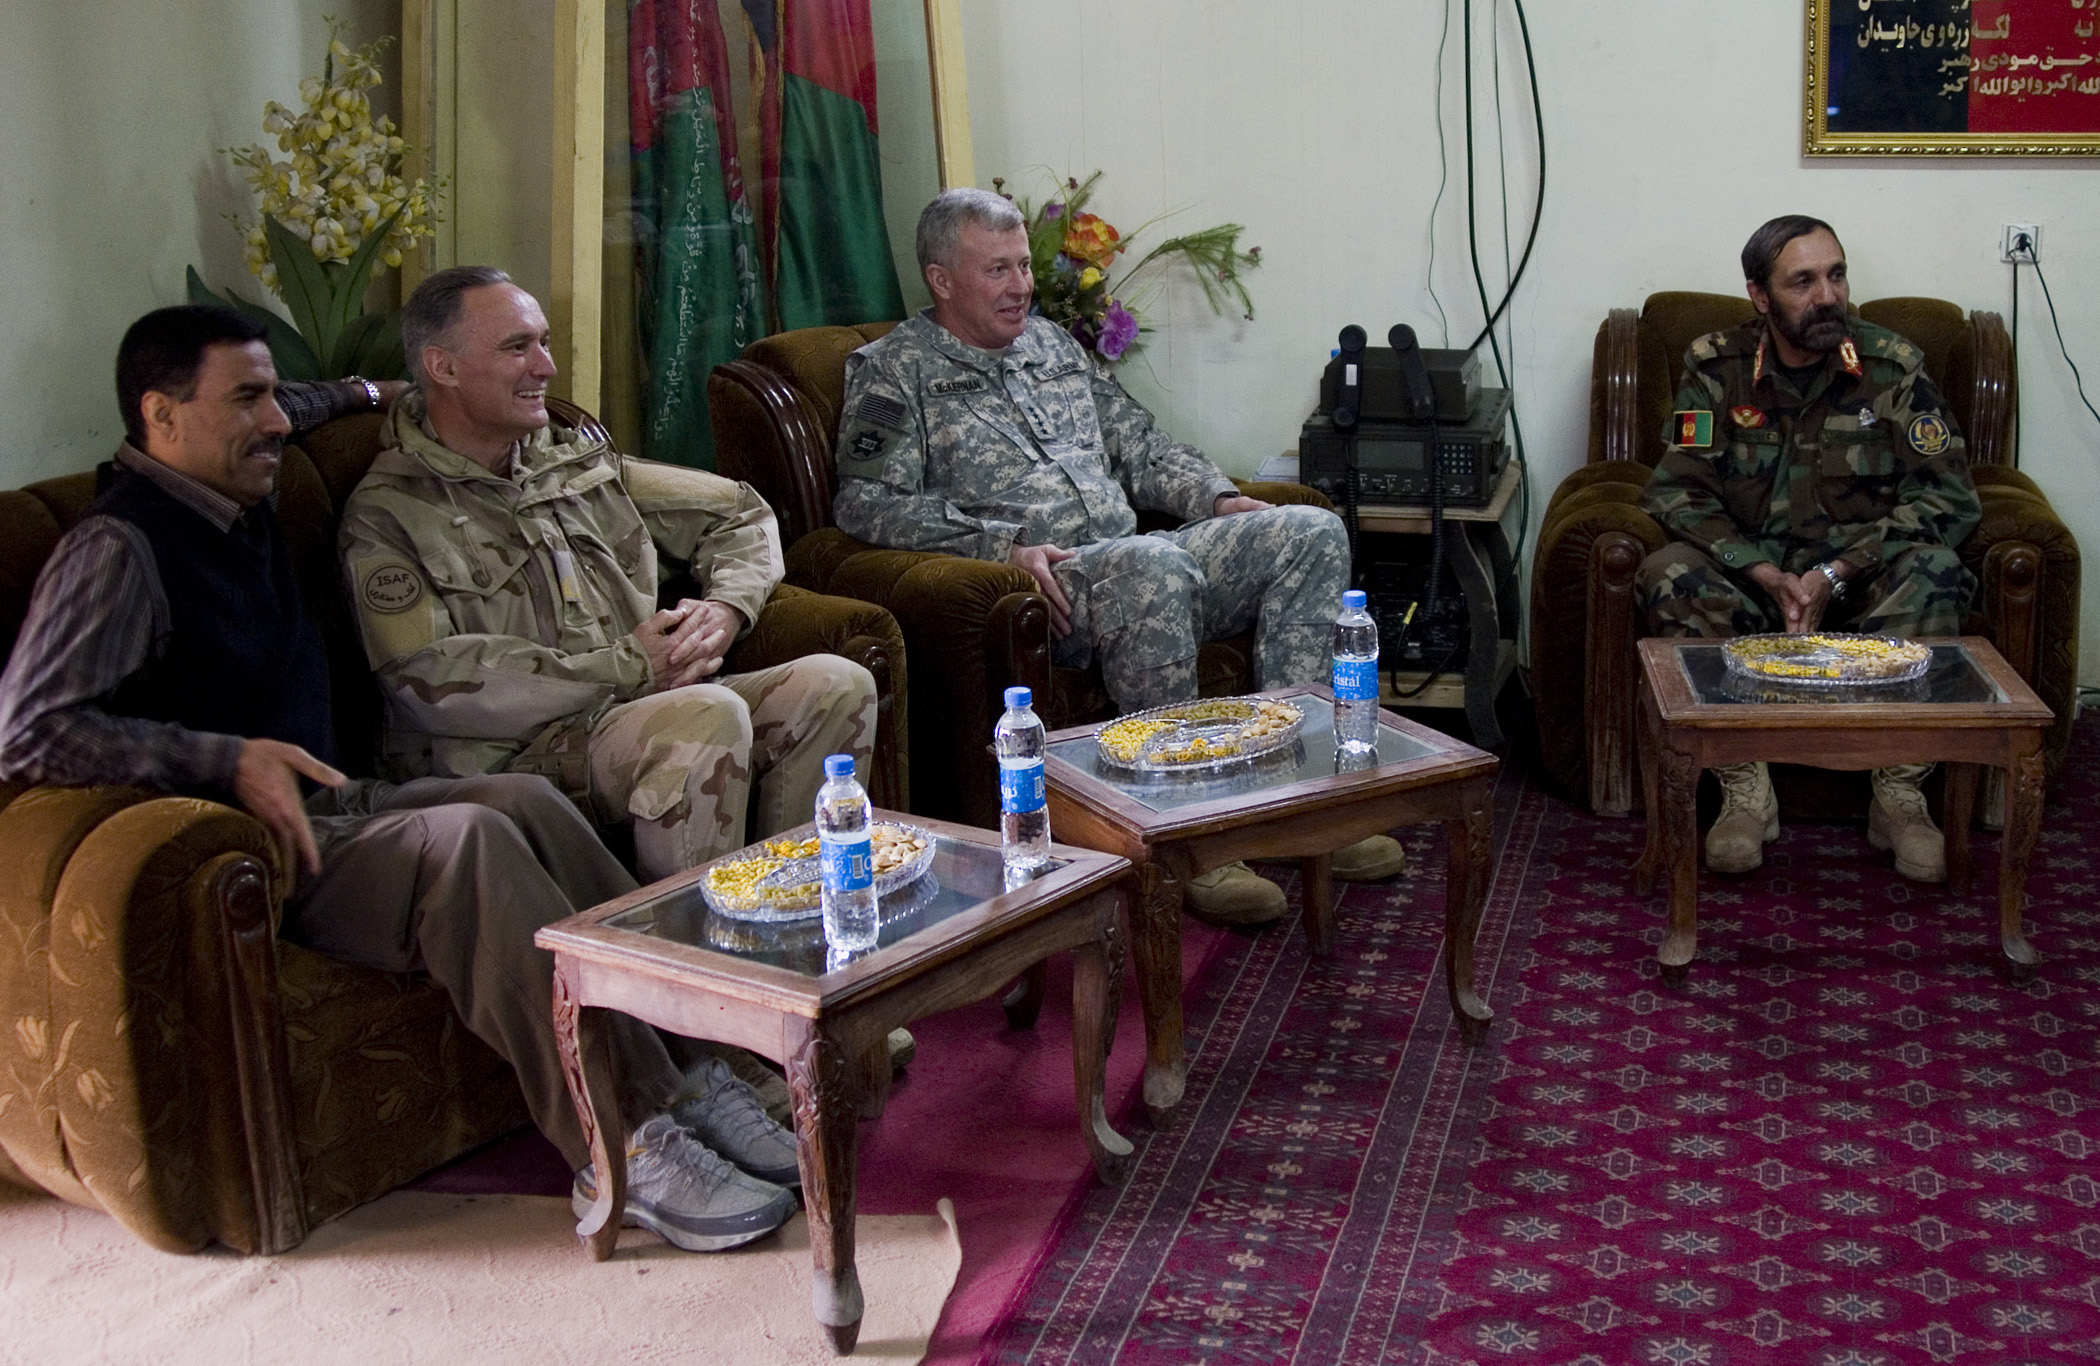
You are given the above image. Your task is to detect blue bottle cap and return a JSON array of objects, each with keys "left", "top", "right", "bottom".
[
  {"left": 1342, "top": 589, "right": 1367, "bottom": 611},
  {"left": 823, "top": 754, "right": 855, "bottom": 779},
  {"left": 1004, "top": 686, "right": 1032, "bottom": 709}
]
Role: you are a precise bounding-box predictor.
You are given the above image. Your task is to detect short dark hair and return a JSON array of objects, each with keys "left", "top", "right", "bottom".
[
  {"left": 1742, "top": 215, "right": 1841, "bottom": 289},
  {"left": 401, "top": 264, "right": 513, "bottom": 384},
  {"left": 115, "top": 305, "right": 271, "bottom": 447}
]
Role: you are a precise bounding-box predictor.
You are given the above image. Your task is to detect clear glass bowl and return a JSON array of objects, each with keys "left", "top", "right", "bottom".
[
  {"left": 1721, "top": 633, "right": 1932, "bottom": 688},
  {"left": 1095, "top": 696, "right": 1305, "bottom": 775},
  {"left": 701, "top": 823, "right": 937, "bottom": 922}
]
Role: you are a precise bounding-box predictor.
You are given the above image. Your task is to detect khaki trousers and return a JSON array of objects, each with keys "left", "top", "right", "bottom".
[
  {"left": 289, "top": 773, "right": 681, "bottom": 1168},
  {"left": 585, "top": 655, "right": 877, "bottom": 882}
]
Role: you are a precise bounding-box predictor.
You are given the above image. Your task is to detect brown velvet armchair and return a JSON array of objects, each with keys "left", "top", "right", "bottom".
[
  {"left": 0, "top": 398, "right": 906, "bottom": 1254},
  {"left": 1530, "top": 292, "right": 2080, "bottom": 816},
  {"left": 708, "top": 322, "right": 1333, "bottom": 827}
]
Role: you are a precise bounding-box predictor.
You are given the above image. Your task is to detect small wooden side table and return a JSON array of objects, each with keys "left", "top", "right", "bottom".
[
  {"left": 1631, "top": 636, "right": 2054, "bottom": 983},
  {"left": 536, "top": 816, "right": 1131, "bottom": 1355},
  {"left": 1044, "top": 684, "right": 1500, "bottom": 1129}
]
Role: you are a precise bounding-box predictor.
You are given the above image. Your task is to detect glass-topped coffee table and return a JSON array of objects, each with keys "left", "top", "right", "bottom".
[
  {"left": 1633, "top": 636, "right": 2054, "bottom": 983},
  {"left": 535, "top": 816, "right": 1131, "bottom": 1355},
  {"left": 1044, "top": 684, "right": 1501, "bottom": 1128}
]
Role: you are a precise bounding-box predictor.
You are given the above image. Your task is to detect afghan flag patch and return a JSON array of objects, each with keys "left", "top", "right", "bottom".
[{"left": 1673, "top": 410, "right": 1714, "bottom": 448}]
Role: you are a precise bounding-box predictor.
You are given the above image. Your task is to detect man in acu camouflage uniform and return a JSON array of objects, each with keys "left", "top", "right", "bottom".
[
  {"left": 831, "top": 188, "right": 1403, "bottom": 926},
  {"left": 1638, "top": 215, "right": 1982, "bottom": 882},
  {"left": 338, "top": 266, "right": 877, "bottom": 884}
]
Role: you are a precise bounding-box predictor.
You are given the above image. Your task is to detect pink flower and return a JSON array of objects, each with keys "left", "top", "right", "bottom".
[{"left": 1097, "top": 299, "right": 1138, "bottom": 360}]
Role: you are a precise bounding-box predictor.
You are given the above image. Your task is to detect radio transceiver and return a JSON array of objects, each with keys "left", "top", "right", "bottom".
[{"left": 1300, "top": 388, "right": 1512, "bottom": 508}]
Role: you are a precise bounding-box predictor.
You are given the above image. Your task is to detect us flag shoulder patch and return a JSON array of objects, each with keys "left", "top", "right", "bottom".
[{"left": 856, "top": 393, "right": 908, "bottom": 429}]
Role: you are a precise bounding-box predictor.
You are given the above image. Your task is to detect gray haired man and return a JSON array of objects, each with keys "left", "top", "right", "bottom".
[{"left": 832, "top": 189, "right": 1405, "bottom": 925}]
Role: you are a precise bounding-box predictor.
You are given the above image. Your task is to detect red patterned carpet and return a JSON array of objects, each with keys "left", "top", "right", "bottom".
[{"left": 991, "top": 715, "right": 2100, "bottom": 1366}]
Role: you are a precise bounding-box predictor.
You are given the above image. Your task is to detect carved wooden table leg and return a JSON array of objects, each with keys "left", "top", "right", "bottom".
[
  {"left": 1631, "top": 688, "right": 1665, "bottom": 896},
  {"left": 1070, "top": 890, "right": 1134, "bottom": 1185},
  {"left": 1002, "top": 961, "right": 1049, "bottom": 1030},
  {"left": 1300, "top": 853, "right": 1337, "bottom": 956},
  {"left": 2000, "top": 740, "right": 2045, "bottom": 983},
  {"left": 1127, "top": 860, "right": 1187, "bottom": 1129},
  {"left": 552, "top": 958, "right": 626, "bottom": 1262},
  {"left": 1655, "top": 738, "right": 1702, "bottom": 987},
  {"left": 789, "top": 1030, "right": 863, "bottom": 1355},
  {"left": 1943, "top": 762, "right": 1978, "bottom": 896},
  {"left": 1444, "top": 777, "right": 1496, "bottom": 1044}
]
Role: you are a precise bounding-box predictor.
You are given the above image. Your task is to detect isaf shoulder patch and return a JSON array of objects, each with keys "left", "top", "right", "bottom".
[
  {"left": 1907, "top": 412, "right": 1951, "bottom": 456},
  {"left": 361, "top": 562, "right": 424, "bottom": 614},
  {"left": 1673, "top": 410, "right": 1714, "bottom": 448}
]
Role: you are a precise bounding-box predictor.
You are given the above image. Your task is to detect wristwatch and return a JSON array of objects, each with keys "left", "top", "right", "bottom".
[
  {"left": 1814, "top": 562, "right": 1848, "bottom": 601},
  {"left": 346, "top": 376, "right": 383, "bottom": 408}
]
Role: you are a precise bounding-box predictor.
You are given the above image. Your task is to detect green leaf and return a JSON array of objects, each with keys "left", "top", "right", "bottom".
[
  {"left": 324, "top": 206, "right": 407, "bottom": 357},
  {"left": 263, "top": 216, "right": 337, "bottom": 361},
  {"left": 327, "top": 309, "right": 405, "bottom": 380},
  {"left": 185, "top": 266, "right": 323, "bottom": 380}
]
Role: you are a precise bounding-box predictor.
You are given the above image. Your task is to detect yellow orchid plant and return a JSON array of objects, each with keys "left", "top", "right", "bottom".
[{"left": 189, "top": 17, "right": 443, "bottom": 381}]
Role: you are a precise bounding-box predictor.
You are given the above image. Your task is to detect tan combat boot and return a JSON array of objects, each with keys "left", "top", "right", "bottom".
[
  {"left": 1332, "top": 834, "right": 1408, "bottom": 882},
  {"left": 1868, "top": 763, "right": 1946, "bottom": 882},
  {"left": 1705, "top": 762, "right": 1778, "bottom": 874},
  {"left": 1185, "top": 861, "right": 1288, "bottom": 926}
]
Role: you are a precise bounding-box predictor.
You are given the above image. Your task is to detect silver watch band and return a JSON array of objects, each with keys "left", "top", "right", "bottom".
[
  {"left": 1815, "top": 562, "right": 1846, "bottom": 598},
  {"left": 348, "top": 376, "right": 382, "bottom": 408}
]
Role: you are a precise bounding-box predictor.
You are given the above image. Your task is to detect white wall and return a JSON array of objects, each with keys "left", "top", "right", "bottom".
[
  {"left": 0, "top": 0, "right": 396, "bottom": 488},
  {"left": 956, "top": 0, "right": 2100, "bottom": 685}
]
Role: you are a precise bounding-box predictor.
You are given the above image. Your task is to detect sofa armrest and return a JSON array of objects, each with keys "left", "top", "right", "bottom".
[
  {"left": 1234, "top": 480, "right": 1334, "bottom": 510},
  {"left": 1528, "top": 484, "right": 1669, "bottom": 810},
  {"left": 723, "top": 584, "right": 910, "bottom": 810},
  {"left": 0, "top": 787, "right": 294, "bottom": 1253},
  {"left": 1964, "top": 483, "right": 2081, "bottom": 775}
]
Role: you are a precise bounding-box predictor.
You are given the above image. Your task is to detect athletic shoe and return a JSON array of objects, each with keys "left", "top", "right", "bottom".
[
  {"left": 670, "top": 1057, "right": 802, "bottom": 1187},
  {"left": 570, "top": 1115, "right": 795, "bottom": 1252}
]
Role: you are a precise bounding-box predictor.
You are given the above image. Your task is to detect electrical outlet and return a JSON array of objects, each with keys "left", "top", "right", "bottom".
[{"left": 2002, "top": 223, "right": 2041, "bottom": 264}]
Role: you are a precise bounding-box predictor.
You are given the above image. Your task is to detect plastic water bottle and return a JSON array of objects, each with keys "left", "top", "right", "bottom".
[
  {"left": 996, "top": 686, "right": 1051, "bottom": 875},
  {"left": 1332, "top": 589, "right": 1380, "bottom": 755},
  {"left": 816, "top": 754, "right": 877, "bottom": 951}
]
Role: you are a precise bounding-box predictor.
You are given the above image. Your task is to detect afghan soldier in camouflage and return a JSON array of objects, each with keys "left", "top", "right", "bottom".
[
  {"left": 832, "top": 188, "right": 1404, "bottom": 925},
  {"left": 339, "top": 267, "right": 877, "bottom": 885},
  {"left": 1638, "top": 215, "right": 1982, "bottom": 882}
]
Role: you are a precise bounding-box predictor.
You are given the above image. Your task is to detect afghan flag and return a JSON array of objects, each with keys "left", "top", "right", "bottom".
[
  {"left": 630, "top": 0, "right": 766, "bottom": 468},
  {"left": 744, "top": 0, "right": 906, "bottom": 330}
]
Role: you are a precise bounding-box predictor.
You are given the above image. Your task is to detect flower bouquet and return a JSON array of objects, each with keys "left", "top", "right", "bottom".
[
  {"left": 189, "top": 18, "right": 442, "bottom": 381},
  {"left": 998, "top": 171, "right": 1260, "bottom": 364}
]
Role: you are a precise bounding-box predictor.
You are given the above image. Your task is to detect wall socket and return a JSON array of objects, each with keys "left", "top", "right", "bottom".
[{"left": 2002, "top": 223, "right": 2041, "bottom": 264}]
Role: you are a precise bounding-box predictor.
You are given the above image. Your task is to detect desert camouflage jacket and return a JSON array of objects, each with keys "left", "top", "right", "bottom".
[
  {"left": 338, "top": 393, "right": 783, "bottom": 778},
  {"left": 832, "top": 311, "right": 1238, "bottom": 561},
  {"left": 1641, "top": 318, "right": 1981, "bottom": 578}
]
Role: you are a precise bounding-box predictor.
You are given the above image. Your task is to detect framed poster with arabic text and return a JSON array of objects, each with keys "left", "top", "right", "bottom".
[{"left": 1807, "top": 0, "right": 2100, "bottom": 154}]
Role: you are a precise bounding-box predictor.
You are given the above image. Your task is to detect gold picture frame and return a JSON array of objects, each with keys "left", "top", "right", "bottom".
[{"left": 1805, "top": 0, "right": 2100, "bottom": 156}]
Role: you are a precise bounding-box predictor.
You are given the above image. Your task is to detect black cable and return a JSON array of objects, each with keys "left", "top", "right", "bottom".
[
  {"left": 1425, "top": 0, "right": 1455, "bottom": 346},
  {"left": 2011, "top": 255, "right": 2020, "bottom": 468},
  {"left": 2032, "top": 259, "right": 2100, "bottom": 430},
  {"left": 1462, "top": 0, "right": 1544, "bottom": 355}
]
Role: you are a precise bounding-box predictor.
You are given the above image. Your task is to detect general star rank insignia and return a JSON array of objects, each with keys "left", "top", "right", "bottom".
[
  {"left": 1907, "top": 412, "right": 1951, "bottom": 456},
  {"left": 1673, "top": 410, "right": 1714, "bottom": 448},
  {"left": 1729, "top": 405, "right": 1766, "bottom": 429}
]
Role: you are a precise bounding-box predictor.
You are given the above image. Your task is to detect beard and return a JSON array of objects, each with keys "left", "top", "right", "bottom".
[{"left": 1770, "top": 299, "right": 1848, "bottom": 356}]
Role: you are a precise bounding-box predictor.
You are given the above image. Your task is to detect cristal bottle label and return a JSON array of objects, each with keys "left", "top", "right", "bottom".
[
  {"left": 999, "top": 757, "right": 1046, "bottom": 813},
  {"left": 820, "top": 832, "right": 873, "bottom": 891},
  {"left": 1332, "top": 657, "right": 1379, "bottom": 702}
]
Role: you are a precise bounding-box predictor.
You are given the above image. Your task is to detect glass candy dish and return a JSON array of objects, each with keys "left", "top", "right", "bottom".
[
  {"left": 1095, "top": 696, "right": 1305, "bottom": 775},
  {"left": 701, "top": 824, "right": 936, "bottom": 922},
  {"left": 1722, "top": 632, "right": 1931, "bottom": 687}
]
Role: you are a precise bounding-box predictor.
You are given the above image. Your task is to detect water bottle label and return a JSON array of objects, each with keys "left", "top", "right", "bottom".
[
  {"left": 820, "top": 832, "right": 873, "bottom": 891},
  {"left": 1332, "top": 657, "right": 1379, "bottom": 702},
  {"left": 999, "top": 757, "right": 1046, "bottom": 814}
]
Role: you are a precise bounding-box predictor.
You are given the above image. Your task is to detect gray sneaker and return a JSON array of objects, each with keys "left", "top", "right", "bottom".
[
  {"left": 570, "top": 1115, "right": 795, "bottom": 1252},
  {"left": 670, "top": 1056, "right": 802, "bottom": 1187}
]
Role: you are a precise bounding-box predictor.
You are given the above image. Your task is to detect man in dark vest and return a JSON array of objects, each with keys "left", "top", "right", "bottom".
[{"left": 0, "top": 306, "right": 798, "bottom": 1252}]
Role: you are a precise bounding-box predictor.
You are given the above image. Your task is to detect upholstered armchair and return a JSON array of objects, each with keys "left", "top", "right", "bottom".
[
  {"left": 708, "top": 322, "right": 1334, "bottom": 827},
  {"left": 0, "top": 399, "right": 905, "bottom": 1254},
  {"left": 1530, "top": 292, "right": 2080, "bottom": 816}
]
